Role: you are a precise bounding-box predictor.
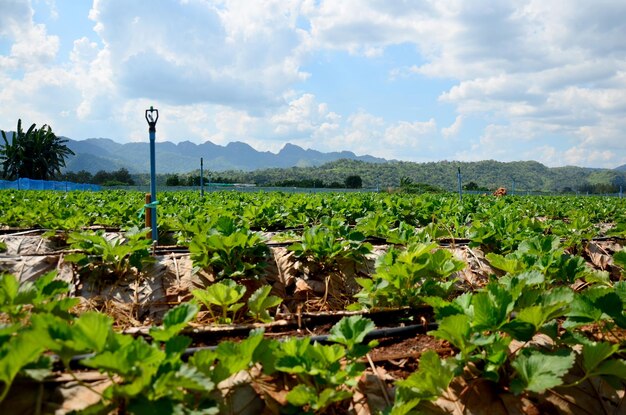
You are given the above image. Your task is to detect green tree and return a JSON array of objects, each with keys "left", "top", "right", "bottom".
[
  {"left": 166, "top": 174, "right": 181, "bottom": 186},
  {"left": 0, "top": 119, "right": 75, "bottom": 180},
  {"left": 345, "top": 175, "right": 362, "bottom": 189},
  {"left": 463, "top": 181, "right": 479, "bottom": 191}
]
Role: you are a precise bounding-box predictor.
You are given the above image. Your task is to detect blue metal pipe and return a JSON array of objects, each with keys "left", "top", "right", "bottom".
[
  {"left": 457, "top": 168, "right": 462, "bottom": 202},
  {"left": 200, "top": 157, "right": 204, "bottom": 197},
  {"left": 149, "top": 130, "right": 158, "bottom": 242}
]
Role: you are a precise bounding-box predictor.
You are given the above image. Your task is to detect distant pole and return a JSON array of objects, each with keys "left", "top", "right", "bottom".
[
  {"left": 145, "top": 106, "right": 159, "bottom": 243},
  {"left": 457, "top": 167, "right": 462, "bottom": 202},
  {"left": 512, "top": 178, "right": 516, "bottom": 195},
  {"left": 200, "top": 158, "right": 204, "bottom": 197},
  {"left": 620, "top": 185, "right": 623, "bottom": 199}
]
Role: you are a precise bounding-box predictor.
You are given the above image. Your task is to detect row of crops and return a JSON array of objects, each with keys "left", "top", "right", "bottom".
[{"left": 1, "top": 189, "right": 626, "bottom": 414}]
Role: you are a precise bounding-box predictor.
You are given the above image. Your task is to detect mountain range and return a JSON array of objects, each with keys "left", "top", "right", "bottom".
[{"left": 63, "top": 138, "right": 386, "bottom": 173}]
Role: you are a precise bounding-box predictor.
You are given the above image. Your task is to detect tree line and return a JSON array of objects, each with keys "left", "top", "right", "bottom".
[{"left": 59, "top": 169, "right": 135, "bottom": 186}]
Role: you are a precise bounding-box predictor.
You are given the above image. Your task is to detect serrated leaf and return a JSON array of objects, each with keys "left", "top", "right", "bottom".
[
  {"left": 286, "top": 384, "right": 317, "bottom": 406},
  {"left": 165, "top": 335, "right": 192, "bottom": 359},
  {"left": 247, "top": 285, "right": 282, "bottom": 323},
  {"left": 0, "top": 331, "right": 44, "bottom": 387},
  {"left": 471, "top": 284, "right": 513, "bottom": 331},
  {"left": 152, "top": 363, "right": 215, "bottom": 397},
  {"left": 150, "top": 303, "right": 198, "bottom": 342},
  {"left": 510, "top": 350, "right": 575, "bottom": 394},
  {"left": 594, "top": 359, "right": 626, "bottom": 379},
  {"left": 486, "top": 253, "right": 524, "bottom": 275},
  {"left": 582, "top": 341, "right": 619, "bottom": 374},
  {"left": 613, "top": 250, "right": 626, "bottom": 270},
  {"left": 0, "top": 273, "right": 19, "bottom": 303},
  {"left": 429, "top": 314, "right": 475, "bottom": 357},
  {"left": 396, "top": 350, "right": 456, "bottom": 400},
  {"left": 82, "top": 337, "right": 164, "bottom": 377},
  {"left": 327, "top": 316, "right": 375, "bottom": 353},
  {"left": 74, "top": 311, "right": 113, "bottom": 353}
]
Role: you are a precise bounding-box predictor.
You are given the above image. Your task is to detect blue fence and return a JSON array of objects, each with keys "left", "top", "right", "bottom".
[{"left": 0, "top": 178, "right": 101, "bottom": 191}]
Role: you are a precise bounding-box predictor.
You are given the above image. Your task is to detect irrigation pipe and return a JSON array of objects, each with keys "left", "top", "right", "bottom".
[{"left": 62, "top": 321, "right": 439, "bottom": 370}]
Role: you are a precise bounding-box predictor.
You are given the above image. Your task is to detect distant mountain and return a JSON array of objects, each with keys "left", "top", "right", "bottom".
[
  {"left": 209, "top": 158, "right": 626, "bottom": 193},
  {"left": 63, "top": 138, "right": 387, "bottom": 173},
  {"left": 615, "top": 164, "right": 626, "bottom": 171}
]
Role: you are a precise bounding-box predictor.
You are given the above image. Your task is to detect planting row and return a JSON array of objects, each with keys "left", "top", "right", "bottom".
[
  {"left": 2, "top": 234, "right": 626, "bottom": 413},
  {"left": 2, "top": 191, "right": 626, "bottom": 250}
]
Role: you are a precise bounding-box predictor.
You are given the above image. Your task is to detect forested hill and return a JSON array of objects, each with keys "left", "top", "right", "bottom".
[{"left": 199, "top": 159, "right": 626, "bottom": 192}]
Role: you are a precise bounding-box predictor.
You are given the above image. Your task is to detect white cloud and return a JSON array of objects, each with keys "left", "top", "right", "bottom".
[
  {"left": 441, "top": 115, "right": 463, "bottom": 138},
  {"left": 2, "top": 0, "right": 626, "bottom": 168},
  {"left": 88, "top": 0, "right": 308, "bottom": 109},
  {"left": 0, "top": 0, "right": 59, "bottom": 71}
]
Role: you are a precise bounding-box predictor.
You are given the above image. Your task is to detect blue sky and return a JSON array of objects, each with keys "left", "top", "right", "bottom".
[{"left": 1, "top": 0, "right": 626, "bottom": 168}]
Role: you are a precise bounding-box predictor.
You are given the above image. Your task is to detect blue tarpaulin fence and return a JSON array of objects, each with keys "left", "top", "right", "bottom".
[{"left": 0, "top": 178, "right": 100, "bottom": 191}]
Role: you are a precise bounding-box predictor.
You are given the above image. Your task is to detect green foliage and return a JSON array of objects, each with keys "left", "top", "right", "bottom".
[
  {"left": 65, "top": 227, "right": 154, "bottom": 279},
  {"left": 192, "top": 279, "right": 246, "bottom": 324},
  {"left": 274, "top": 316, "right": 377, "bottom": 413},
  {"left": 0, "top": 119, "right": 74, "bottom": 180},
  {"left": 486, "top": 235, "right": 588, "bottom": 284},
  {"left": 149, "top": 303, "right": 199, "bottom": 342},
  {"left": 0, "top": 330, "right": 46, "bottom": 402},
  {"left": 247, "top": 285, "right": 282, "bottom": 323},
  {"left": 344, "top": 175, "right": 362, "bottom": 189},
  {"left": 189, "top": 216, "right": 270, "bottom": 279},
  {"left": 354, "top": 242, "right": 465, "bottom": 309},
  {"left": 510, "top": 350, "right": 575, "bottom": 394},
  {"left": 0, "top": 271, "right": 78, "bottom": 322},
  {"left": 392, "top": 351, "right": 457, "bottom": 414},
  {"left": 288, "top": 222, "right": 372, "bottom": 268}
]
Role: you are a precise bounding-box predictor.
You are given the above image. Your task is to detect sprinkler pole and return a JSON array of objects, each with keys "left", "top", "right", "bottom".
[
  {"left": 200, "top": 158, "right": 204, "bottom": 197},
  {"left": 145, "top": 106, "right": 159, "bottom": 243},
  {"left": 457, "top": 167, "right": 462, "bottom": 202}
]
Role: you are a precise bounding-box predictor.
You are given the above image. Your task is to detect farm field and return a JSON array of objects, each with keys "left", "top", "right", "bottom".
[{"left": 1, "top": 189, "right": 626, "bottom": 414}]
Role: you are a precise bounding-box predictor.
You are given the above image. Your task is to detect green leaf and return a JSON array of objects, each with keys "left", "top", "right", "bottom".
[
  {"left": 152, "top": 363, "right": 215, "bottom": 397},
  {"left": 581, "top": 341, "right": 619, "bottom": 374},
  {"left": 396, "top": 350, "right": 456, "bottom": 400},
  {"left": 0, "top": 273, "right": 19, "bottom": 304},
  {"left": 486, "top": 253, "right": 525, "bottom": 275},
  {"left": 471, "top": 284, "right": 513, "bottom": 331},
  {"left": 82, "top": 336, "right": 164, "bottom": 377},
  {"left": 327, "top": 316, "right": 375, "bottom": 355},
  {"left": 286, "top": 384, "right": 351, "bottom": 411},
  {"left": 613, "top": 250, "right": 626, "bottom": 270},
  {"left": 594, "top": 359, "right": 626, "bottom": 379},
  {"left": 286, "top": 384, "right": 317, "bottom": 407},
  {"left": 0, "top": 331, "right": 44, "bottom": 394},
  {"left": 211, "top": 329, "right": 265, "bottom": 383},
  {"left": 73, "top": 312, "right": 113, "bottom": 353},
  {"left": 429, "top": 314, "right": 475, "bottom": 357},
  {"left": 150, "top": 303, "right": 198, "bottom": 342},
  {"left": 510, "top": 350, "right": 575, "bottom": 394},
  {"left": 192, "top": 280, "right": 246, "bottom": 308},
  {"left": 247, "top": 285, "right": 282, "bottom": 323}
]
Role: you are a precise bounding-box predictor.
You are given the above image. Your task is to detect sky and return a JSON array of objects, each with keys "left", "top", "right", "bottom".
[{"left": 1, "top": 0, "right": 626, "bottom": 168}]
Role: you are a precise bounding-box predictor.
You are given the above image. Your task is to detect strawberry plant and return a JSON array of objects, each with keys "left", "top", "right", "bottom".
[
  {"left": 486, "top": 235, "right": 588, "bottom": 284},
  {"left": 192, "top": 279, "right": 246, "bottom": 324},
  {"left": 78, "top": 303, "right": 218, "bottom": 413},
  {"left": 353, "top": 242, "right": 465, "bottom": 309},
  {"left": 64, "top": 227, "right": 154, "bottom": 280},
  {"left": 0, "top": 272, "right": 78, "bottom": 322},
  {"left": 288, "top": 222, "right": 372, "bottom": 269},
  {"left": 274, "top": 315, "right": 377, "bottom": 413},
  {"left": 189, "top": 216, "right": 270, "bottom": 279},
  {"left": 247, "top": 285, "right": 282, "bottom": 323}
]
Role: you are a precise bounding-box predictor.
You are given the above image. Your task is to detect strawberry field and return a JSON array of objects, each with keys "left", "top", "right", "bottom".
[{"left": 1, "top": 189, "right": 626, "bottom": 414}]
